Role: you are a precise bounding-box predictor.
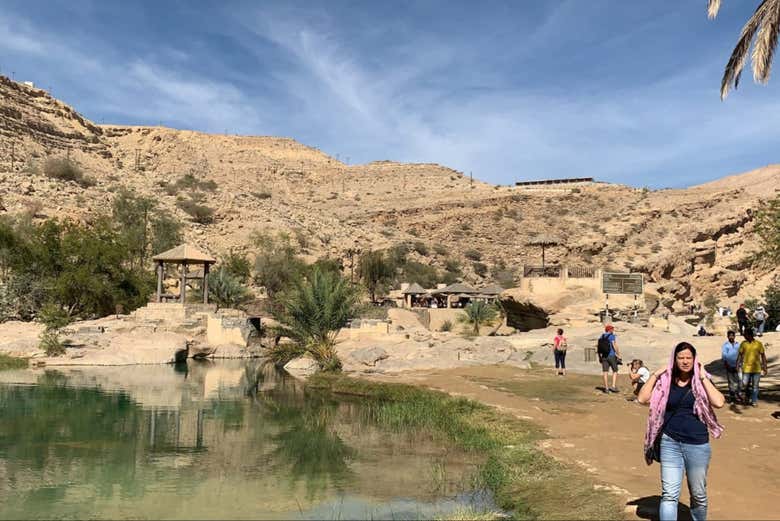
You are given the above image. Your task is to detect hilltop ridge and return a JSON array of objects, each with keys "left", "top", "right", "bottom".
[{"left": 1, "top": 75, "right": 778, "bottom": 311}]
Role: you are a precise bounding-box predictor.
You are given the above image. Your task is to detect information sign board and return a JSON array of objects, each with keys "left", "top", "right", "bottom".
[{"left": 602, "top": 272, "right": 643, "bottom": 295}]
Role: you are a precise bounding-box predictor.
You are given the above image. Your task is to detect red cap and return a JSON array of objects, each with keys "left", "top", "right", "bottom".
[{"left": 605, "top": 324, "right": 614, "bottom": 332}]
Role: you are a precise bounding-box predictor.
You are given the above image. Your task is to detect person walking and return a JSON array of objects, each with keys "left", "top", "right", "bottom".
[
  {"left": 753, "top": 306, "right": 767, "bottom": 337},
  {"left": 737, "top": 328, "right": 767, "bottom": 407},
  {"left": 721, "top": 331, "right": 741, "bottom": 403},
  {"left": 597, "top": 324, "right": 622, "bottom": 393},
  {"left": 736, "top": 304, "right": 749, "bottom": 336},
  {"left": 638, "top": 342, "right": 725, "bottom": 521},
  {"left": 553, "top": 328, "right": 568, "bottom": 376}
]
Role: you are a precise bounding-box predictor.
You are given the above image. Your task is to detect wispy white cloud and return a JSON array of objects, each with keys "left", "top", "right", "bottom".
[{"left": 1, "top": 1, "right": 779, "bottom": 187}]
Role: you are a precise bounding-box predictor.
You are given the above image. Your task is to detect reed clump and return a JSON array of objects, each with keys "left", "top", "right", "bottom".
[{"left": 308, "top": 374, "right": 623, "bottom": 520}]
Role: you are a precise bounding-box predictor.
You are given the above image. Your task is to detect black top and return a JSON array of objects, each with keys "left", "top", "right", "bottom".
[
  {"left": 663, "top": 382, "right": 709, "bottom": 445},
  {"left": 736, "top": 308, "right": 748, "bottom": 321}
]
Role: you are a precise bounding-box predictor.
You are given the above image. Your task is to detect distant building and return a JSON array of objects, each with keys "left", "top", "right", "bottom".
[
  {"left": 22, "top": 81, "right": 35, "bottom": 88},
  {"left": 515, "top": 177, "right": 593, "bottom": 187}
]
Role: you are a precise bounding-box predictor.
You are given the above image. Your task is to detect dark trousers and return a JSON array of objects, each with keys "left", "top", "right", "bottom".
[
  {"left": 554, "top": 349, "right": 566, "bottom": 369},
  {"left": 738, "top": 320, "right": 748, "bottom": 336}
]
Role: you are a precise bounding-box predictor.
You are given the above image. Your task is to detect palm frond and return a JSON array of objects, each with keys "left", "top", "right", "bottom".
[
  {"left": 708, "top": 0, "right": 722, "bottom": 19},
  {"left": 752, "top": 0, "right": 780, "bottom": 83},
  {"left": 720, "top": 0, "right": 773, "bottom": 99}
]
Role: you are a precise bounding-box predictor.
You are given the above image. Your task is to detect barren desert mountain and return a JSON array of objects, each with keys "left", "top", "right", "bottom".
[{"left": 1, "top": 74, "right": 778, "bottom": 311}]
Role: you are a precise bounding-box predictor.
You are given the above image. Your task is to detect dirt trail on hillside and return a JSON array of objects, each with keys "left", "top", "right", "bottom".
[{"left": 381, "top": 365, "right": 780, "bottom": 520}]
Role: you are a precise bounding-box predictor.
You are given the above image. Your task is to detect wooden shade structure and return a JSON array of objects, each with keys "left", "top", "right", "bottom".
[
  {"left": 152, "top": 244, "right": 216, "bottom": 304},
  {"left": 527, "top": 234, "right": 561, "bottom": 269}
]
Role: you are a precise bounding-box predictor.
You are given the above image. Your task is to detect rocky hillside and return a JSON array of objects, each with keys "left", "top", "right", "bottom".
[{"left": 0, "top": 75, "right": 777, "bottom": 312}]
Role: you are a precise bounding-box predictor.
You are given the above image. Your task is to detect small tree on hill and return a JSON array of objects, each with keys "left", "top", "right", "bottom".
[
  {"left": 764, "top": 278, "right": 780, "bottom": 332},
  {"left": 358, "top": 250, "right": 393, "bottom": 302},
  {"left": 252, "top": 230, "right": 306, "bottom": 298}
]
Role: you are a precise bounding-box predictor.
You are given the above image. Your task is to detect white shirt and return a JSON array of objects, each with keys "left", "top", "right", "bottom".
[{"left": 637, "top": 366, "right": 650, "bottom": 384}]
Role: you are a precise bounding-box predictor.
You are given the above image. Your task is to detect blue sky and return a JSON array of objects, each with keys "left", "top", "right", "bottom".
[{"left": 1, "top": 0, "right": 779, "bottom": 188}]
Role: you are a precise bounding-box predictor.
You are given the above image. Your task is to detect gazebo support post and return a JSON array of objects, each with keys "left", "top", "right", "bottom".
[
  {"left": 180, "top": 261, "right": 187, "bottom": 304},
  {"left": 156, "top": 261, "right": 164, "bottom": 303},
  {"left": 203, "top": 263, "right": 210, "bottom": 304}
]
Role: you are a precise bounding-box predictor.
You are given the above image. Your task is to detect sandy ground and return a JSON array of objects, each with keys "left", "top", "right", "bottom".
[{"left": 378, "top": 357, "right": 780, "bottom": 520}]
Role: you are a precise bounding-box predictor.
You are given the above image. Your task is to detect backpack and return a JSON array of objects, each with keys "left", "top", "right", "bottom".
[{"left": 597, "top": 334, "right": 612, "bottom": 357}]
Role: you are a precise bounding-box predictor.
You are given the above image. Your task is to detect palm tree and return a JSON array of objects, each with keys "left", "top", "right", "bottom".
[
  {"left": 458, "top": 301, "right": 499, "bottom": 335},
  {"left": 708, "top": 0, "right": 780, "bottom": 99},
  {"left": 274, "top": 268, "right": 360, "bottom": 370}
]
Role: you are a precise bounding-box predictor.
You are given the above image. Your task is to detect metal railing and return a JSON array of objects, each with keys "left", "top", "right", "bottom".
[
  {"left": 523, "top": 265, "right": 562, "bottom": 278},
  {"left": 568, "top": 266, "right": 596, "bottom": 278},
  {"left": 522, "top": 265, "right": 597, "bottom": 278}
]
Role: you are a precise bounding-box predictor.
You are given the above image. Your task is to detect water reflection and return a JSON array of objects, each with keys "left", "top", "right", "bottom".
[{"left": 0, "top": 361, "right": 490, "bottom": 520}]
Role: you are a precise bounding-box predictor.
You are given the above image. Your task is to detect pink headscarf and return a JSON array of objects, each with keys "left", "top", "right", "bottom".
[{"left": 643, "top": 344, "right": 724, "bottom": 464}]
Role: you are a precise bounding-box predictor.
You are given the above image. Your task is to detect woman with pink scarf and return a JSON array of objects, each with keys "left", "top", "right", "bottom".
[{"left": 637, "top": 342, "right": 725, "bottom": 521}]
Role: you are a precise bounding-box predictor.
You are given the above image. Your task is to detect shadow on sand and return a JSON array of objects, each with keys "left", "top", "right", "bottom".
[{"left": 627, "top": 496, "right": 692, "bottom": 520}]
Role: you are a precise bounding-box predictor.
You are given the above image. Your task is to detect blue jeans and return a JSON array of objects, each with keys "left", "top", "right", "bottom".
[
  {"left": 659, "top": 434, "right": 711, "bottom": 521},
  {"left": 742, "top": 372, "right": 761, "bottom": 404},
  {"left": 554, "top": 349, "right": 566, "bottom": 369}
]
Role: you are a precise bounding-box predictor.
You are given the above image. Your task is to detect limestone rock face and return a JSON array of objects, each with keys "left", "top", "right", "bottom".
[
  {"left": 283, "top": 354, "right": 319, "bottom": 378},
  {"left": 189, "top": 342, "right": 217, "bottom": 359},
  {"left": 350, "top": 346, "right": 389, "bottom": 367}
]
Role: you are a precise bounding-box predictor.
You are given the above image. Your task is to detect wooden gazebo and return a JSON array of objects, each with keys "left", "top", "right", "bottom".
[{"left": 152, "top": 244, "right": 217, "bottom": 304}]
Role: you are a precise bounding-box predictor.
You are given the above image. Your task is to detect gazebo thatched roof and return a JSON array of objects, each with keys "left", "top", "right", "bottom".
[
  {"left": 435, "top": 282, "right": 478, "bottom": 294},
  {"left": 152, "top": 244, "right": 216, "bottom": 264},
  {"left": 401, "top": 283, "right": 426, "bottom": 295},
  {"left": 479, "top": 284, "right": 505, "bottom": 295},
  {"left": 527, "top": 234, "right": 561, "bottom": 246}
]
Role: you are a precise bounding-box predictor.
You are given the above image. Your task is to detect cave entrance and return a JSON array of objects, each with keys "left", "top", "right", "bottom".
[{"left": 501, "top": 298, "right": 550, "bottom": 332}]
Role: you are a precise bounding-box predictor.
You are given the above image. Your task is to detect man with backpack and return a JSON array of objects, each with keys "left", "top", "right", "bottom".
[{"left": 598, "top": 324, "right": 622, "bottom": 393}]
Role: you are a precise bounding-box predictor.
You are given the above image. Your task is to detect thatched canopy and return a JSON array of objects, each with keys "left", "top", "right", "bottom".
[
  {"left": 402, "top": 283, "right": 426, "bottom": 295},
  {"left": 526, "top": 234, "right": 561, "bottom": 269},
  {"left": 479, "top": 284, "right": 505, "bottom": 295},
  {"left": 434, "top": 282, "right": 478, "bottom": 294},
  {"left": 152, "top": 244, "right": 216, "bottom": 264},
  {"left": 527, "top": 234, "right": 561, "bottom": 247}
]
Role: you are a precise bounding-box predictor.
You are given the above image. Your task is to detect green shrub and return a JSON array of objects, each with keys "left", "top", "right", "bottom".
[
  {"left": 43, "top": 158, "right": 95, "bottom": 188},
  {"left": 39, "top": 329, "right": 65, "bottom": 357},
  {"left": 208, "top": 267, "right": 252, "bottom": 310},
  {"left": 253, "top": 191, "right": 272, "bottom": 200},
  {"left": 764, "top": 279, "right": 780, "bottom": 331},
  {"left": 433, "top": 244, "right": 448, "bottom": 256},
  {"left": 221, "top": 251, "right": 252, "bottom": 282},
  {"left": 440, "top": 320, "right": 453, "bottom": 332},
  {"left": 473, "top": 262, "right": 488, "bottom": 277},
  {"left": 465, "top": 249, "right": 482, "bottom": 261},
  {"left": 412, "top": 241, "right": 429, "bottom": 256},
  {"left": 177, "top": 198, "right": 215, "bottom": 224},
  {"left": 252, "top": 230, "right": 306, "bottom": 298},
  {"left": 38, "top": 302, "right": 71, "bottom": 330}
]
